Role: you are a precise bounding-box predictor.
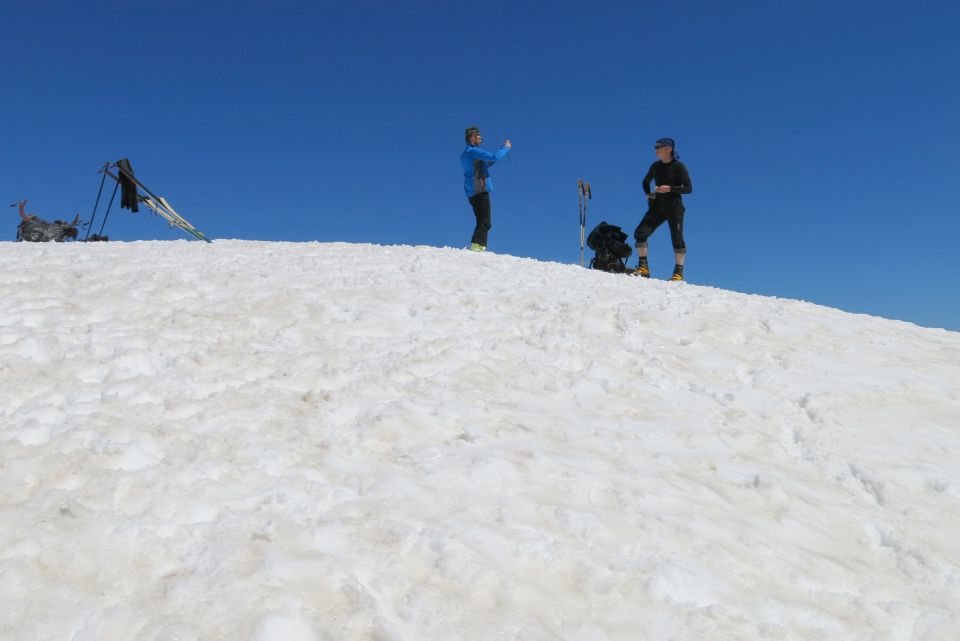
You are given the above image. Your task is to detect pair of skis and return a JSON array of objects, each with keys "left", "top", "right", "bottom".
[
  {"left": 578, "top": 179, "right": 592, "bottom": 267},
  {"left": 94, "top": 161, "right": 210, "bottom": 242}
]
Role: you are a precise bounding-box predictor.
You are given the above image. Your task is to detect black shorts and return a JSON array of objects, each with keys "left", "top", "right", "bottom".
[{"left": 634, "top": 206, "right": 686, "bottom": 253}]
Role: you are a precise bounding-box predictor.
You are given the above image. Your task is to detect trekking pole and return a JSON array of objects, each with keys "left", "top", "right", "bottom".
[
  {"left": 85, "top": 166, "right": 109, "bottom": 241},
  {"left": 578, "top": 179, "right": 585, "bottom": 267},
  {"left": 583, "top": 182, "right": 592, "bottom": 266},
  {"left": 97, "top": 180, "right": 120, "bottom": 238}
]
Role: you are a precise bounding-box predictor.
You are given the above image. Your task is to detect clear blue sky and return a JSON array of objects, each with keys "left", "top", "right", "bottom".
[{"left": 3, "top": 1, "right": 958, "bottom": 331}]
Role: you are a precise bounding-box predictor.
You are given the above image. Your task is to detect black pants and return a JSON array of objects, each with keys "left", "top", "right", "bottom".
[
  {"left": 634, "top": 206, "right": 686, "bottom": 254},
  {"left": 468, "top": 192, "right": 491, "bottom": 246}
]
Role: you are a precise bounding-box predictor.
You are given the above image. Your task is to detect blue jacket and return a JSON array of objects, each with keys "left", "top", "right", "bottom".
[{"left": 461, "top": 144, "right": 510, "bottom": 197}]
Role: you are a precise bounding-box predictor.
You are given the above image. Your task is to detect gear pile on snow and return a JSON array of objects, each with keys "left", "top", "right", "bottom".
[
  {"left": 587, "top": 221, "right": 633, "bottom": 273},
  {"left": 577, "top": 182, "right": 633, "bottom": 274},
  {"left": 88, "top": 158, "right": 210, "bottom": 242},
  {"left": 13, "top": 200, "right": 80, "bottom": 242},
  {"left": 12, "top": 158, "right": 209, "bottom": 243}
]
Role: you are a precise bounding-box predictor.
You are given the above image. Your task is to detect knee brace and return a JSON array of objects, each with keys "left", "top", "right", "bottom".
[{"left": 634, "top": 226, "right": 652, "bottom": 246}]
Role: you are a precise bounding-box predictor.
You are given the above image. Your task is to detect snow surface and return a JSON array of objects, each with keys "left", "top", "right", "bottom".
[{"left": 1, "top": 240, "right": 959, "bottom": 641}]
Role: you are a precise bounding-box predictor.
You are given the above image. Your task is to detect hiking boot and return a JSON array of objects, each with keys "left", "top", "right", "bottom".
[
  {"left": 469, "top": 243, "right": 486, "bottom": 252},
  {"left": 670, "top": 268, "right": 684, "bottom": 281},
  {"left": 631, "top": 263, "right": 651, "bottom": 278}
]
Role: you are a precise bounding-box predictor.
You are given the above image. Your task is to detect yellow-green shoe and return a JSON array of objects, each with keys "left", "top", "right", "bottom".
[
  {"left": 469, "top": 243, "right": 486, "bottom": 252},
  {"left": 631, "top": 264, "right": 651, "bottom": 278}
]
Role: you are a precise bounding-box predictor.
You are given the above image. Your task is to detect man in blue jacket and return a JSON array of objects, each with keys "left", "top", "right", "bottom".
[{"left": 461, "top": 126, "right": 512, "bottom": 251}]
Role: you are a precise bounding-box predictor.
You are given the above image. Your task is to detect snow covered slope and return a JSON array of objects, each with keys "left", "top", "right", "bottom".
[{"left": 2, "top": 241, "right": 958, "bottom": 641}]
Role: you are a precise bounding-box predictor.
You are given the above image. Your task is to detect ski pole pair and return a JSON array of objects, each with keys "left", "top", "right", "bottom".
[{"left": 578, "top": 179, "right": 591, "bottom": 267}]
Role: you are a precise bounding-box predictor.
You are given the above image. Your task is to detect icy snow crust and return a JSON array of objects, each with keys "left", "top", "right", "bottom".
[{"left": 1, "top": 240, "right": 959, "bottom": 641}]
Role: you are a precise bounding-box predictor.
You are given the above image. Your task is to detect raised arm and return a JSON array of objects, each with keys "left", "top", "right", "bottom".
[{"left": 463, "top": 144, "right": 510, "bottom": 165}]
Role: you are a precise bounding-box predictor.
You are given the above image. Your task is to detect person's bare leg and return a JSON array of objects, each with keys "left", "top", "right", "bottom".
[{"left": 633, "top": 243, "right": 650, "bottom": 277}]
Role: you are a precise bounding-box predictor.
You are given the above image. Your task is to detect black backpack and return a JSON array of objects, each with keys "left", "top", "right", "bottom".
[{"left": 587, "top": 221, "right": 633, "bottom": 273}]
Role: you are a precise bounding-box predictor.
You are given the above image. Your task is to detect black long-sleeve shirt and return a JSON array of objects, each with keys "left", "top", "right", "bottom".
[{"left": 642, "top": 160, "right": 692, "bottom": 210}]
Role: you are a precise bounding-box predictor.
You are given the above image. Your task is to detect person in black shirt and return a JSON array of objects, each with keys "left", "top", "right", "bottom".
[{"left": 632, "top": 138, "right": 693, "bottom": 280}]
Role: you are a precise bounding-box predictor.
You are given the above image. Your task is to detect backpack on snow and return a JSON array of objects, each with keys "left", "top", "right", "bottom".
[
  {"left": 587, "top": 221, "right": 633, "bottom": 273},
  {"left": 17, "top": 215, "right": 80, "bottom": 242}
]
